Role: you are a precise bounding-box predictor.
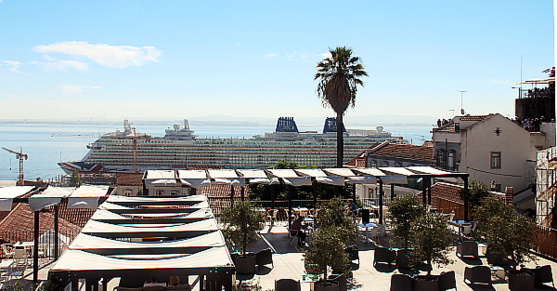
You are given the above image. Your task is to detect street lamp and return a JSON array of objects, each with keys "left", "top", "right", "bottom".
[{"left": 458, "top": 90, "right": 466, "bottom": 115}]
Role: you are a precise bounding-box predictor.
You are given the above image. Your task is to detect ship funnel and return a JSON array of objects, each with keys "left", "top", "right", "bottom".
[
  {"left": 184, "top": 119, "right": 190, "bottom": 130},
  {"left": 323, "top": 117, "right": 346, "bottom": 134},
  {"left": 276, "top": 117, "right": 298, "bottom": 133}
]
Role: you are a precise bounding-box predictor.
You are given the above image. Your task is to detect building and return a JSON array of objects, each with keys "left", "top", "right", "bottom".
[
  {"left": 345, "top": 141, "right": 434, "bottom": 168},
  {"left": 432, "top": 113, "right": 554, "bottom": 210},
  {"left": 535, "top": 147, "right": 557, "bottom": 227}
]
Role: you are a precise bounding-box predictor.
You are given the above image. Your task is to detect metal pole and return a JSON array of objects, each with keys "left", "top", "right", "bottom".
[
  {"left": 379, "top": 179, "right": 384, "bottom": 225},
  {"left": 464, "top": 176, "right": 469, "bottom": 221},
  {"left": 54, "top": 205, "right": 59, "bottom": 259},
  {"left": 33, "top": 211, "right": 39, "bottom": 283}
]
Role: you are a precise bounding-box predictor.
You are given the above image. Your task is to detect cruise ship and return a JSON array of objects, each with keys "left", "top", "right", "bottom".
[{"left": 58, "top": 117, "right": 404, "bottom": 174}]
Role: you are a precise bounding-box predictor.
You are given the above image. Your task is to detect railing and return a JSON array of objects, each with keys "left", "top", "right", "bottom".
[
  {"left": 533, "top": 224, "right": 557, "bottom": 260},
  {"left": 0, "top": 229, "right": 81, "bottom": 260}
]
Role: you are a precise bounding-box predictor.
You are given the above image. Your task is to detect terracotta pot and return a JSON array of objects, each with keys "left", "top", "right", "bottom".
[
  {"left": 235, "top": 255, "right": 256, "bottom": 274},
  {"left": 311, "top": 280, "right": 339, "bottom": 291}
]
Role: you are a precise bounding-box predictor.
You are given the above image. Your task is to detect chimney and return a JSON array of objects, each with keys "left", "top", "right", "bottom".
[{"left": 505, "top": 187, "right": 514, "bottom": 205}]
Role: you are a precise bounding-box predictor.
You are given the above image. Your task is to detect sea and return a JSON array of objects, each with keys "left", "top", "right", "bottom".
[{"left": 0, "top": 121, "right": 433, "bottom": 181}]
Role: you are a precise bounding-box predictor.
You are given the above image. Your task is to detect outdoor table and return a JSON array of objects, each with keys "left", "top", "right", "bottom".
[
  {"left": 293, "top": 207, "right": 309, "bottom": 217},
  {"left": 490, "top": 266, "right": 505, "bottom": 280},
  {"left": 358, "top": 223, "right": 377, "bottom": 243},
  {"left": 0, "top": 260, "right": 13, "bottom": 274}
]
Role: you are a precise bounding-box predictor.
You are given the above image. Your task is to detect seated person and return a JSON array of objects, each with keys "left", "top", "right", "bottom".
[
  {"left": 290, "top": 216, "right": 307, "bottom": 245},
  {"left": 347, "top": 199, "right": 358, "bottom": 216}
]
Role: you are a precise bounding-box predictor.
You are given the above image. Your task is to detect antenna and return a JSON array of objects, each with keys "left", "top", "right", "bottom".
[{"left": 457, "top": 90, "right": 466, "bottom": 115}]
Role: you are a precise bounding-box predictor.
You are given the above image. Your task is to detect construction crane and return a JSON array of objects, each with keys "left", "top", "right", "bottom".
[{"left": 2, "top": 147, "right": 28, "bottom": 186}]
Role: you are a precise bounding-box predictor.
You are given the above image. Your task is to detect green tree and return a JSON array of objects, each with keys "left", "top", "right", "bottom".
[
  {"left": 220, "top": 200, "right": 265, "bottom": 255},
  {"left": 69, "top": 170, "right": 82, "bottom": 187},
  {"left": 389, "top": 194, "right": 426, "bottom": 249},
  {"left": 315, "top": 46, "right": 368, "bottom": 167},
  {"left": 315, "top": 197, "right": 358, "bottom": 245},
  {"left": 409, "top": 213, "right": 454, "bottom": 278},
  {"left": 475, "top": 196, "right": 536, "bottom": 270},
  {"left": 304, "top": 225, "right": 350, "bottom": 284},
  {"left": 460, "top": 179, "right": 490, "bottom": 209}
]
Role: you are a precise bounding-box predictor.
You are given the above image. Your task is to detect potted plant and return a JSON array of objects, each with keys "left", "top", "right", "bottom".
[
  {"left": 475, "top": 196, "right": 537, "bottom": 291},
  {"left": 408, "top": 212, "right": 454, "bottom": 291},
  {"left": 305, "top": 198, "right": 357, "bottom": 291},
  {"left": 305, "top": 226, "right": 348, "bottom": 291},
  {"left": 389, "top": 194, "right": 426, "bottom": 269},
  {"left": 220, "top": 200, "right": 266, "bottom": 274}
]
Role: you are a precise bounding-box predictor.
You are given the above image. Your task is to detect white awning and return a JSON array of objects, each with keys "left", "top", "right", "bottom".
[
  {"left": 282, "top": 177, "right": 312, "bottom": 187},
  {"left": 315, "top": 176, "right": 345, "bottom": 186},
  {"left": 346, "top": 176, "right": 377, "bottom": 184},
  {"left": 236, "top": 169, "right": 268, "bottom": 179},
  {"left": 267, "top": 169, "right": 299, "bottom": 178},
  {"left": 0, "top": 186, "right": 35, "bottom": 211},
  {"left": 82, "top": 219, "right": 218, "bottom": 234},
  {"left": 145, "top": 170, "right": 175, "bottom": 180},
  {"left": 68, "top": 185, "right": 110, "bottom": 209},
  {"left": 379, "top": 167, "right": 417, "bottom": 176},
  {"left": 353, "top": 168, "right": 386, "bottom": 176},
  {"left": 294, "top": 169, "right": 328, "bottom": 177},
  {"left": 211, "top": 178, "right": 245, "bottom": 186},
  {"left": 177, "top": 170, "right": 208, "bottom": 179},
  {"left": 49, "top": 247, "right": 232, "bottom": 272},
  {"left": 406, "top": 166, "right": 454, "bottom": 176},
  {"left": 323, "top": 168, "right": 357, "bottom": 177},
  {"left": 146, "top": 179, "right": 178, "bottom": 187},
  {"left": 29, "top": 186, "right": 75, "bottom": 211},
  {"left": 380, "top": 175, "right": 409, "bottom": 185},
  {"left": 207, "top": 169, "right": 239, "bottom": 179}
]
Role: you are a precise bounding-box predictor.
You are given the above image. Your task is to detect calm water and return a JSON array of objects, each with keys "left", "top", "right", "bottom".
[{"left": 0, "top": 122, "right": 432, "bottom": 181}]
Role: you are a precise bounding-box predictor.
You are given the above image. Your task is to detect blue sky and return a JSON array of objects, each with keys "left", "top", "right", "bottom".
[{"left": 0, "top": 1, "right": 554, "bottom": 122}]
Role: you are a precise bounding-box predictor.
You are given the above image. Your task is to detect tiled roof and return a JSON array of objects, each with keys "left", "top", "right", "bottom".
[
  {"left": 367, "top": 142, "right": 433, "bottom": 161},
  {"left": 459, "top": 114, "right": 494, "bottom": 122},
  {"left": 0, "top": 203, "right": 83, "bottom": 247},
  {"left": 432, "top": 114, "right": 495, "bottom": 133},
  {"left": 430, "top": 182, "right": 464, "bottom": 206},
  {"left": 197, "top": 185, "right": 244, "bottom": 215},
  {"left": 116, "top": 172, "right": 144, "bottom": 186}
]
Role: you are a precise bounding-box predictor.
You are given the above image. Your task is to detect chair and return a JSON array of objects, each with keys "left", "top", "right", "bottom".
[
  {"left": 329, "top": 273, "right": 347, "bottom": 291},
  {"left": 373, "top": 247, "right": 396, "bottom": 267},
  {"left": 438, "top": 271, "right": 457, "bottom": 290},
  {"left": 13, "top": 248, "right": 28, "bottom": 267},
  {"left": 533, "top": 265, "right": 554, "bottom": 288},
  {"left": 390, "top": 273, "right": 413, "bottom": 291},
  {"left": 456, "top": 241, "right": 479, "bottom": 259},
  {"left": 275, "top": 279, "right": 300, "bottom": 291},
  {"left": 255, "top": 248, "right": 273, "bottom": 269},
  {"left": 266, "top": 209, "right": 277, "bottom": 226},
  {"left": 463, "top": 266, "right": 492, "bottom": 286}
]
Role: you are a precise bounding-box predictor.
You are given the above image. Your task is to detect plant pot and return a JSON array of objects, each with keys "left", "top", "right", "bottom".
[
  {"left": 235, "top": 255, "right": 256, "bottom": 274},
  {"left": 508, "top": 270, "right": 535, "bottom": 291},
  {"left": 396, "top": 250, "right": 415, "bottom": 269},
  {"left": 413, "top": 275, "right": 439, "bottom": 291},
  {"left": 311, "top": 280, "right": 339, "bottom": 291}
]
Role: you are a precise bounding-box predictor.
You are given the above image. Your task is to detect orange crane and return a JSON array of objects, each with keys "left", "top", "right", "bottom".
[{"left": 2, "top": 147, "right": 28, "bottom": 186}]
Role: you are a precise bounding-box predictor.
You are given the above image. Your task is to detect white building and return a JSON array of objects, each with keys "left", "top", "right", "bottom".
[{"left": 432, "top": 114, "right": 554, "bottom": 211}]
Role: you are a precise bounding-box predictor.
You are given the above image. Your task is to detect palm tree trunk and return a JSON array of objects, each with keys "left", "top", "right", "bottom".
[{"left": 336, "top": 112, "right": 344, "bottom": 167}]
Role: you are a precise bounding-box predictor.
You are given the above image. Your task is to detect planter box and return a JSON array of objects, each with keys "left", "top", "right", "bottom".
[
  {"left": 413, "top": 275, "right": 439, "bottom": 291},
  {"left": 311, "top": 280, "right": 339, "bottom": 291},
  {"left": 235, "top": 255, "right": 256, "bottom": 274},
  {"left": 508, "top": 271, "right": 535, "bottom": 291}
]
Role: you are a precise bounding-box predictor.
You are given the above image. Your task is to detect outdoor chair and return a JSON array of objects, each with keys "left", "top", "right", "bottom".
[
  {"left": 456, "top": 241, "right": 479, "bottom": 259},
  {"left": 255, "top": 248, "right": 273, "bottom": 269},
  {"left": 13, "top": 248, "right": 28, "bottom": 267},
  {"left": 275, "top": 279, "right": 301, "bottom": 291},
  {"left": 390, "top": 273, "right": 413, "bottom": 291},
  {"left": 463, "top": 266, "right": 492, "bottom": 286},
  {"left": 533, "top": 265, "right": 554, "bottom": 288},
  {"left": 373, "top": 247, "right": 397, "bottom": 267},
  {"left": 438, "top": 271, "right": 457, "bottom": 290}
]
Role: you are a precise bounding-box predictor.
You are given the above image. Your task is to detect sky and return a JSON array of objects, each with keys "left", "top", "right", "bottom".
[{"left": 0, "top": 1, "right": 554, "bottom": 122}]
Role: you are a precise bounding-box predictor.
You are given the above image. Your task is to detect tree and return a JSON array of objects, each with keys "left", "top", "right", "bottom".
[
  {"left": 315, "top": 197, "right": 358, "bottom": 246},
  {"left": 69, "top": 170, "right": 82, "bottom": 187},
  {"left": 315, "top": 47, "right": 368, "bottom": 167},
  {"left": 304, "top": 225, "right": 350, "bottom": 285},
  {"left": 475, "top": 196, "right": 536, "bottom": 270},
  {"left": 220, "top": 200, "right": 265, "bottom": 255},
  {"left": 408, "top": 213, "right": 454, "bottom": 279},
  {"left": 389, "top": 194, "right": 426, "bottom": 249}
]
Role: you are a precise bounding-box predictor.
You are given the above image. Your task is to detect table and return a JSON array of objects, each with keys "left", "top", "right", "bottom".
[
  {"left": 293, "top": 207, "right": 309, "bottom": 217},
  {"left": 490, "top": 266, "right": 505, "bottom": 280},
  {"left": 358, "top": 223, "right": 378, "bottom": 243}
]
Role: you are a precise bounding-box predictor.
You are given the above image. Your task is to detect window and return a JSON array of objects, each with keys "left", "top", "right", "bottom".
[
  {"left": 436, "top": 149, "right": 445, "bottom": 168},
  {"left": 447, "top": 151, "right": 456, "bottom": 170},
  {"left": 491, "top": 152, "right": 501, "bottom": 169}
]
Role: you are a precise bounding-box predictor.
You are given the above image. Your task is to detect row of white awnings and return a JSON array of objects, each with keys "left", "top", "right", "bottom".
[
  {"left": 48, "top": 194, "right": 233, "bottom": 276},
  {"left": 0, "top": 185, "right": 110, "bottom": 211},
  {"left": 144, "top": 166, "right": 460, "bottom": 188}
]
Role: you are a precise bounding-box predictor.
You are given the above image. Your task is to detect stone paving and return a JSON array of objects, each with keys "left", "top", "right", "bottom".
[{"left": 4, "top": 223, "right": 557, "bottom": 290}]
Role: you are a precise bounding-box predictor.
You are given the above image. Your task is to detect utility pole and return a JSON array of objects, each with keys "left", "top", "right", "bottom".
[{"left": 2, "top": 147, "right": 28, "bottom": 186}]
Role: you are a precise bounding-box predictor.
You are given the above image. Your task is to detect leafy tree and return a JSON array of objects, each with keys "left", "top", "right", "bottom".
[
  {"left": 475, "top": 196, "right": 536, "bottom": 270},
  {"left": 389, "top": 194, "right": 426, "bottom": 249},
  {"left": 69, "top": 170, "right": 82, "bottom": 187},
  {"left": 408, "top": 213, "right": 454, "bottom": 279},
  {"left": 220, "top": 200, "right": 265, "bottom": 255},
  {"left": 315, "top": 197, "right": 358, "bottom": 245},
  {"left": 315, "top": 46, "right": 368, "bottom": 167},
  {"left": 305, "top": 225, "right": 350, "bottom": 284},
  {"left": 459, "top": 179, "right": 490, "bottom": 208}
]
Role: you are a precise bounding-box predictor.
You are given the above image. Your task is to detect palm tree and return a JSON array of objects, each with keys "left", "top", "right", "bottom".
[{"left": 315, "top": 46, "right": 368, "bottom": 167}]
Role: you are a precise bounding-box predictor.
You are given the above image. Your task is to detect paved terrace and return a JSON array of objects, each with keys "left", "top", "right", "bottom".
[{"left": 6, "top": 223, "right": 557, "bottom": 291}]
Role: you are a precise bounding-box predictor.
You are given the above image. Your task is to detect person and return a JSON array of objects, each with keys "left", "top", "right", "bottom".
[
  {"left": 437, "top": 119, "right": 442, "bottom": 127},
  {"left": 290, "top": 216, "right": 307, "bottom": 246},
  {"left": 347, "top": 199, "right": 358, "bottom": 216}
]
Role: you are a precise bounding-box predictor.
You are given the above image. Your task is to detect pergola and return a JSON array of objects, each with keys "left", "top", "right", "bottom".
[{"left": 47, "top": 194, "right": 234, "bottom": 291}]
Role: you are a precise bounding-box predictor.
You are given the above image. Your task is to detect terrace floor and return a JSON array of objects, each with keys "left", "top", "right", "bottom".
[{"left": 3, "top": 222, "right": 557, "bottom": 291}]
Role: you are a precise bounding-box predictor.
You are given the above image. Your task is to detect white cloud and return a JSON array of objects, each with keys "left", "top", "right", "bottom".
[
  {"left": 59, "top": 85, "right": 102, "bottom": 95},
  {"left": 33, "top": 41, "right": 161, "bottom": 68},
  {"left": 31, "top": 56, "right": 89, "bottom": 72},
  {"left": 1, "top": 61, "right": 23, "bottom": 74},
  {"left": 265, "top": 53, "right": 279, "bottom": 58}
]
